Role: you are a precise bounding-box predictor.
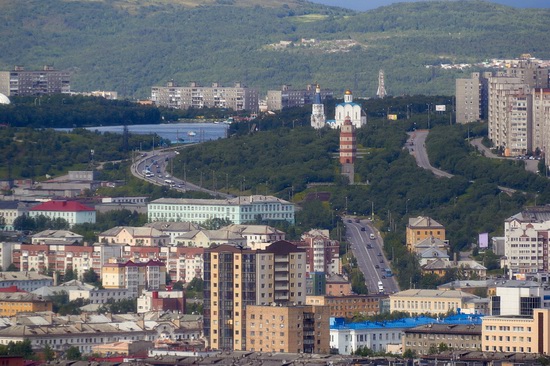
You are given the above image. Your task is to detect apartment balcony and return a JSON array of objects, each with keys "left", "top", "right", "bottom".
[
  {"left": 274, "top": 264, "right": 288, "bottom": 271},
  {"left": 274, "top": 256, "right": 288, "bottom": 263},
  {"left": 274, "top": 275, "right": 288, "bottom": 282},
  {"left": 275, "top": 284, "right": 289, "bottom": 291}
]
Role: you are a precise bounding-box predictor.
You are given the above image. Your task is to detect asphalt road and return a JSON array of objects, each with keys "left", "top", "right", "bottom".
[
  {"left": 343, "top": 217, "right": 399, "bottom": 295},
  {"left": 131, "top": 147, "right": 233, "bottom": 198},
  {"left": 470, "top": 137, "right": 539, "bottom": 174},
  {"left": 406, "top": 130, "right": 453, "bottom": 178}
]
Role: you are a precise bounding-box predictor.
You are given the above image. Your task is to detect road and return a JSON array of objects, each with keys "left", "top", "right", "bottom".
[
  {"left": 130, "top": 147, "right": 233, "bottom": 198},
  {"left": 406, "top": 130, "right": 454, "bottom": 178},
  {"left": 343, "top": 217, "right": 399, "bottom": 295},
  {"left": 470, "top": 137, "right": 539, "bottom": 174}
]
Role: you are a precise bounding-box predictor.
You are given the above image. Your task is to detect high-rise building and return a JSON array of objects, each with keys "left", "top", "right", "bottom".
[
  {"left": 455, "top": 72, "right": 492, "bottom": 124},
  {"left": 310, "top": 85, "right": 326, "bottom": 129},
  {"left": 151, "top": 81, "right": 258, "bottom": 112},
  {"left": 488, "top": 76, "right": 530, "bottom": 156},
  {"left": 0, "top": 66, "right": 71, "bottom": 96},
  {"left": 203, "top": 241, "right": 306, "bottom": 351},
  {"left": 532, "top": 88, "right": 550, "bottom": 156},
  {"left": 267, "top": 84, "right": 333, "bottom": 111}
]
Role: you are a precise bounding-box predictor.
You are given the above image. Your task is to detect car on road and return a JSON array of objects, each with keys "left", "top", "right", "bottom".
[
  {"left": 348, "top": 220, "right": 352, "bottom": 223},
  {"left": 355, "top": 219, "right": 360, "bottom": 223},
  {"left": 361, "top": 227, "right": 365, "bottom": 231},
  {"left": 366, "top": 244, "right": 372, "bottom": 249},
  {"left": 369, "top": 233, "right": 375, "bottom": 240},
  {"left": 375, "top": 264, "right": 379, "bottom": 269},
  {"left": 377, "top": 252, "right": 382, "bottom": 256},
  {"left": 379, "top": 259, "right": 384, "bottom": 263},
  {"left": 382, "top": 275, "right": 386, "bottom": 279}
]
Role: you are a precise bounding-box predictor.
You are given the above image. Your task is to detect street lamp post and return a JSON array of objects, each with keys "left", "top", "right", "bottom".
[
  {"left": 406, "top": 198, "right": 411, "bottom": 214},
  {"left": 426, "top": 103, "right": 431, "bottom": 129},
  {"left": 366, "top": 200, "right": 374, "bottom": 221}
]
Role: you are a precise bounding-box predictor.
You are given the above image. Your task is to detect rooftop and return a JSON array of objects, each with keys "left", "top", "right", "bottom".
[
  {"left": 30, "top": 200, "right": 94, "bottom": 212},
  {"left": 150, "top": 195, "right": 292, "bottom": 206}
]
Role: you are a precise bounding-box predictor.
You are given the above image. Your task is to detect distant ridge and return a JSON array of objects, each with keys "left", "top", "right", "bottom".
[{"left": 307, "top": 0, "right": 550, "bottom": 11}]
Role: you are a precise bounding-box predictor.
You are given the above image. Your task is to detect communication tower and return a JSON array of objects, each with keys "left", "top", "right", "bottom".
[{"left": 376, "top": 69, "right": 386, "bottom": 99}]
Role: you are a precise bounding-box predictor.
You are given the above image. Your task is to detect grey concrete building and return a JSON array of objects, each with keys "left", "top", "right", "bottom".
[
  {"left": 455, "top": 72, "right": 492, "bottom": 124},
  {"left": 0, "top": 65, "right": 70, "bottom": 96},
  {"left": 151, "top": 81, "right": 258, "bottom": 111},
  {"left": 267, "top": 84, "right": 333, "bottom": 111}
]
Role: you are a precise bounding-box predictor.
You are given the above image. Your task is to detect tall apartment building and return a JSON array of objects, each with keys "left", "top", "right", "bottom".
[
  {"left": 203, "top": 241, "right": 306, "bottom": 351},
  {"left": 102, "top": 259, "right": 166, "bottom": 297},
  {"left": 533, "top": 88, "right": 550, "bottom": 156},
  {"left": 246, "top": 304, "right": 330, "bottom": 354},
  {"left": 455, "top": 72, "right": 492, "bottom": 124},
  {"left": 148, "top": 195, "right": 295, "bottom": 225},
  {"left": 151, "top": 81, "right": 258, "bottom": 112},
  {"left": 297, "top": 229, "right": 340, "bottom": 275},
  {"left": 504, "top": 206, "right": 550, "bottom": 275},
  {"left": 0, "top": 66, "right": 70, "bottom": 96},
  {"left": 267, "top": 84, "right": 333, "bottom": 111}
]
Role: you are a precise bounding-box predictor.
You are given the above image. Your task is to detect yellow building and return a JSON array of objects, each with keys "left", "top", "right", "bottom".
[
  {"left": 390, "top": 289, "right": 480, "bottom": 316},
  {"left": 482, "top": 309, "right": 550, "bottom": 354},
  {"left": 101, "top": 259, "right": 166, "bottom": 297},
  {"left": 0, "top": 292, "right": 52, "bottom": 316},
  {"left": 406, "top": 216, "right": 445, "bottom": 252},
  {"left": 246, "top": 304, "right": 330, "bottom": 354}
]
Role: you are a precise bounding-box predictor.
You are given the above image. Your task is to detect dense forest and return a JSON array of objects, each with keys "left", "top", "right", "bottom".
[{"left": 0, "top": 0, "right": 548, "bottom": 97}]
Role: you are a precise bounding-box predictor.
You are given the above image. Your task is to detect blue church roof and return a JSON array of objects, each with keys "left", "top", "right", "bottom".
[
  {"left": 314, "top": 92, "right": 322, "bottom": 105},
  {"left": 336, "top": 102, "right": 361, "bottom": 108},
  {"left": 330, "top": 313, "right": 484, "bottom": 331}
]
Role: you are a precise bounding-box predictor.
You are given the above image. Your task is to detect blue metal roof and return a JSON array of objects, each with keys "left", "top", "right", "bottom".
[
  {"left": 336, "top": 102, "right": 361, "bottom": 107},
  {"left": 330, "top": 313, "right": 484, "bottom": 330}
]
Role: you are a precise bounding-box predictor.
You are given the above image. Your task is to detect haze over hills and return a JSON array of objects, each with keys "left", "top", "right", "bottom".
[
  {"left": 308, "top": 0, "right": 550, "bottom": 11},
  {"left": 0, "top": 0, "right": 548, "bottom": 98}
]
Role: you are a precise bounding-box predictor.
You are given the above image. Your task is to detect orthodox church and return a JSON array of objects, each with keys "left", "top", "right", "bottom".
[{"left": 311, "top": 88, "right": 367, "bottom": 129}]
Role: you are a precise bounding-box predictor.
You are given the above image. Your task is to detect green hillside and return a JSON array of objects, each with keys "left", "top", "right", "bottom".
[{"left": 0, "top": 0, "right": 548, "bottom": 98}]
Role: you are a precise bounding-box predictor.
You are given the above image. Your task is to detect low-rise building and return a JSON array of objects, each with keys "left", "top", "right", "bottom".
[
  {"left": 406, "top": 216, "right": 446, "bottom": 252},
  {"left": 0, "top": 312, "right": 202, "bottom": 354},
  {"left": 403, "top": 323, "right": 482, "bottom": 356},
  {"left": 175, "top": 229, "right": 246, "bottom": 248},
  {"left": 0, "top": 272, "right": 53, "bottom": 292},
  {"left": 145, "top": 221, "right": 201, "bottom": 245},
  {"left": 0, "top": 292, "right": 52, "bottom": 316},
  {"left": 31, "top": 230, "right": 84, "bottom": 245},
  {"left": 246, "top": 304, "right": 330, "bottom": 354},
  {"left": 99, "top": 226, "right": 170, "bottom": 246},
  {"left": 0, "top": 201, "right": 30, "bottom": 231},
  {"left": 148, "top": 195, "right": 295, "bottom": 225},
  {"left": 390, "top": 289, "right": 481, "bottom": 316},
  {"left": 325, "top": 274, "right": 352, "bottom": 296},
  {"left": 137, "top": 290, "right": 185, "bottom": 314},
  {"left": 306, "top": 294, "right": 385, "bottom": 318},
  {"left": 222, "top": 224, "right": 286, "bottom": 250},
  {"left": 28, "top": 200, "right": 95, "bottom": 227}
]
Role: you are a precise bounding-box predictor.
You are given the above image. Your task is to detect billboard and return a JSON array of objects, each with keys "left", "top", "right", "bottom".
[
  {"left": 435, "top": 105, "right": 446, "bottom": 112},
  {"left": 387, "top": 114, "right": 398, "bottom": 120},
  {"left": 479, "top": 232, "right": 489, "bottom": 248}
]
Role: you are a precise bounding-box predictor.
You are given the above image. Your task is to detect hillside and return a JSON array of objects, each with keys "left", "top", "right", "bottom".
[{"left": 0, "top": 0, "right": 548, "bottom": 98}]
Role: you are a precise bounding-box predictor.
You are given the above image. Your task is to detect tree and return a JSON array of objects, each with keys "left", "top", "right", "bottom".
[
  {"left": 43, "top": 344, "right": 55, "bottom": 362},
  {"left": 202, "top": 217, "right": 232, "bottom": 230},
  {"left": 403, "top": 349, "right": 417, "bottom": 359},
  {"left": 66, "top": 346, "right": 81, "bottom": 360},
  {"left": 6, "top": 263, "right": 18, "bottom": 272},
  {"left": 82, "top": 268, "right": 99, "bottom": 286},
  {"left": 64, "top": 268, "right": 75, "bottom": 282},
  {"left": 13, "top": 215, "right": 34, "bottom": 231}
]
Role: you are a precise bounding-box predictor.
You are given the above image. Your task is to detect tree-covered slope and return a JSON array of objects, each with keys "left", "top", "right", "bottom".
[{"left": 0, "top": 0, "right": 547, "bottom": 98}]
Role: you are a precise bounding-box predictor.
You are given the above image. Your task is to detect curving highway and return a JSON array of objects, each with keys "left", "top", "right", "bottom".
[{"left": 406, "top": 130, "right": 453, "bottom": 178}]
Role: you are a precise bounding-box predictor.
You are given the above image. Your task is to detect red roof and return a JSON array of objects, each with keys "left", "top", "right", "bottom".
[{"left": 30, "top": 201, "right": 94, "bottom": 212}]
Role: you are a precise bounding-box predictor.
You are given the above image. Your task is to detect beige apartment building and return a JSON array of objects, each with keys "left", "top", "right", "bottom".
[
  {"left": 246, "top": 304, "right": 330, "bottom": 354},
  {"left": 151, "top": 81, "right": 258, "bottom": 111},
  {"left": 482, "top": 309, "right": 550, "bottom": 354},
  {"left": 204, "top": 241, "right": 306, "bottom": 351},
  {"left": 390, "top": 289, "right": 480, "bottom": 316},
  {"left": 406, "top": 216, "right": 446, "bottom": 252},
  {"left": 99, "top": 226, "right": 170, "bottom": 246}
]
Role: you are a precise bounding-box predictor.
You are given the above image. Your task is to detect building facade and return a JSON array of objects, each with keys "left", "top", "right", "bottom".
[
  {"left": 267, "top": 84, "right": 333, "bottom": 111},
  {"left": 455, "top": 72, "right": 492, "bottom": 124},
  {"left": 0, "top": 65, "right": 70, "bottom": 96},
  {"left": 148, "top": 195, "right": 295, "bottom": 225},
  {"left": 29, "top": 201, "right": 96, "bottom": 227},
  {"left": 390, "top": 289, "right": 480, "bottom": 316},
  {"left": 0, "top": 292, "right": 52, "bottom": 316},
  {"left": 406, "top": 216, "right": 446, "bottom": 252},
  {"left": 99, "top": 226, "right": 170, "bottom": 246},
  {"left": 151, "top": 81, "right": 258, "bottom": 111},
  {"left": 246, "top": 304, "right": 330, "bottom": 354},
  {"left": 101, "top": 259, "right": 166, "bottom": 297},
  {"left": 403, "top": 323, "right": 482, "bottom": 355},
  {"left": 297, "top": 229, "right": 340, "bottom": 275},
  {"left": 306, "top": 294, "right": 384, "bottom": 318}
]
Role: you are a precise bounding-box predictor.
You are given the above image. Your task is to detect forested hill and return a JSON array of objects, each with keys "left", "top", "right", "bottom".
[{"left": 1, "top": 0, "right": 548, "bottom": 98}]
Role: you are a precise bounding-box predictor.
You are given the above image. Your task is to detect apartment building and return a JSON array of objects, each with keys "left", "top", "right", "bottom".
[
  {"left": 390, "top": 289, "right": 481, "bottom": 316},
  {"left": 481, "top": 310, "right": 545, "bottom": 353},
  {"left": 148, "top": 195, "right": 295, "bottom": 225},
  {"left": 101, "top": 259, "right": 166, "bottom": 297},
  {"left": 12, "top": 243, "right": 122, "bottom": 276},
  {"left": 504, "top": 206, "right": 550, "bottom": 275},
  {"left": 203, "top": 241, "right": 306, "bottom": 351},
  {"left": 0, "top": 65, "right": 70, "bottom": 96},
  {"left": 31, "top": 230, "right": 84, "bottom": 245},
  {"left": 29, "top": 200, "right": 96, "bottom": 227},
  {"left": 533, "top": 88, "right": 550, "bottom": 157},
  {"left": 246, "top": 304, "right": 330, "bottom": 354},
  {"left": 144, "top": 221, "right": 201, "bottom": 245},
  {"left": 306, "top": 294, "right": 384, "bottom": 318},
  {"left": 403, "top": 323, "right": 482, "bottom": 355},
  {"left": 455, "top": 72, "right": 492, "bottom": 124},
  {"left": 406, "top": 216, "right": 446, "bottom": 252},
  {"left": 266, "top": 84, "right": 333, "bottom": 111},
  {"left": 151, "top": 81, "right": 258, "bottom": 111},
  {"left": 0, "top": 292, "right": 52, "bottom": 316},
  {"left": 296, "top": 229, "right": 340, "bottom": 275},
  {"left": 174, "top": 229, "right": 246, "bottom": 248},
  {"left": 99, "top": 226, "right": 170, "bottom": 246}
]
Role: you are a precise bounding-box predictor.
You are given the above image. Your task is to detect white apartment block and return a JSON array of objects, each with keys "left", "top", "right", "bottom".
[
  {"left": 151, "top": 81, "right": 258, "bottom": 111},
  {"left": 533, "top": 88, "right": 550, "bottom": 158},
  {"left": 148, "top": 195, "right": 295, "bottom": 225},
  {"left": 504, "top": 206, "right": 550, "bottom": 274}
]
